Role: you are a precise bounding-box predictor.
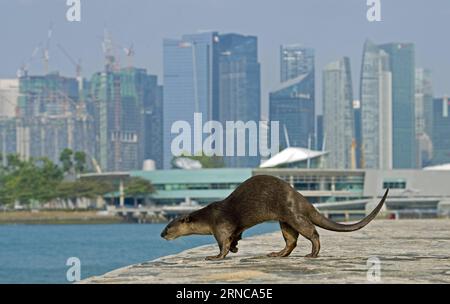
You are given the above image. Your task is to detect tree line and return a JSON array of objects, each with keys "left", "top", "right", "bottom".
[{"left": 0, "top": 149, "right": 154, "bottom": 208}]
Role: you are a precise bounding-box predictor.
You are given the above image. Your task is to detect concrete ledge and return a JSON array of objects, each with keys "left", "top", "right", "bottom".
[{"left": 82, "top": 220, "right": 450, "bottom": 284}]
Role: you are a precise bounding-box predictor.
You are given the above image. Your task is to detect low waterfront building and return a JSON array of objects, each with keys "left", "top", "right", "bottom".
[{"left": 80, "top": 167, "right": 450, "bottom": 218}]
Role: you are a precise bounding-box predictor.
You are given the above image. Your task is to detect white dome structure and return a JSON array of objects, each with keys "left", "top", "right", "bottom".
[
  {"left": 260, "top": 147, "right": 327, "bottom": 168},
  {"left": 423, "top": 163, "right": 450, "bottom": 170}
]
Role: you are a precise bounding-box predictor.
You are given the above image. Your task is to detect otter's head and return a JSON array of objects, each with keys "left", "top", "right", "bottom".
[{"left": 160, "top": 215, "right": 195, "bottom": 240}]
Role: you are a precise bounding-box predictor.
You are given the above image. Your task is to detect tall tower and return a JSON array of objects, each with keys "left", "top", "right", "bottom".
[
  {"left": 322, "top": 57, "right": 354, "bottom": 169},
  {"left": 360, "top": 40, "right": 393, "bottom": 169},
  {"left": 269, "top": 73, "right": 314, "bottom": 150},
  {"left": 217, "top": 33, "right": 261, "bottom": 168},
  {"left": 163, "top": 32, "right": 219, "bottom": 169},
  {"left": 163, "top": 31, "right": 262, "bottom": 169},
  {"left": 415, "top": 68, "right": 433, "bottom": 167},
  {"left": 431, "top": 97, "right": 450, "bottom": 165},
  {"left": 270, "top": 45, "right": 315, "bottom": 151},
  {"left": 379, "top": 42, "right": 416, "bottom": 169}
]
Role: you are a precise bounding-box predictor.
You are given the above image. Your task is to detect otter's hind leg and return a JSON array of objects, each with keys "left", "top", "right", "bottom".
[
  {"left": 267, "top": 222, "right": 299, "bottom": 257},
  {"left": 289, "top": 217, "right": 321, "bottom": 258}
]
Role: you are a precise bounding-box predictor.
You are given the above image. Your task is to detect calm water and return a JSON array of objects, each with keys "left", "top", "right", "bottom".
[{"left": 0, "top": 223, "right": 278, "bottom": 284}]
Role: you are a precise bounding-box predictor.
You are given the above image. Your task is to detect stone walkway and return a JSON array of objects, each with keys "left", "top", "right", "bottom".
[{"left": 82, "top": 220, "right": 450, "bottom": 284}]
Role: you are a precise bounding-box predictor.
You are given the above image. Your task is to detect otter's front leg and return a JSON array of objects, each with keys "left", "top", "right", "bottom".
[
  {"left": 230, "top": 232, "right": 242, "bottom": 253},
  {"left": 205, "top": 230, "right": 232, "bottom": 260}
]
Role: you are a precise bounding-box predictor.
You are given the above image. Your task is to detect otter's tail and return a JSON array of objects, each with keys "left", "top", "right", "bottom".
[{"left": 310, "top": 189, "right": 389, "bottom": 232}]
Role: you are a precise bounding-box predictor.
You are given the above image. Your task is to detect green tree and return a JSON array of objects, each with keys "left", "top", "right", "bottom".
[
  {"left": 124, "top": 177, "right": 155, "bottom": 207},
  {"left": 56, "top": 179, "right": 115, "bottom": 205},
  {"left": 59, "top": 148, "right": 73, "bottom": 174},
  {"left": 74, "top": 151, "right": 87, "bottom": 174},
  {"left": 0, "top": 156, "right": 63, "bottom": 207}
]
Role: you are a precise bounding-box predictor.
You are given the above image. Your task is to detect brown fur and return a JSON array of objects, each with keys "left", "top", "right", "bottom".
[{"left": 161, "top": 175, "right": 389, "bottom": 260}]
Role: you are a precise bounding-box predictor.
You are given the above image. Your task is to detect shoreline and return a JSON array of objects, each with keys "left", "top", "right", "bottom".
[
  {"left": 81, "top": 219, "right": 450, "bottom": 284},
  {"left": 0, "top": 210, "right": 124, "bottom": 225}
]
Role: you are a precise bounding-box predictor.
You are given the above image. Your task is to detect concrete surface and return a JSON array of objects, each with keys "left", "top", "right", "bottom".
[{"left": 82, "top": 220, "right": 450, "bottom": 284}]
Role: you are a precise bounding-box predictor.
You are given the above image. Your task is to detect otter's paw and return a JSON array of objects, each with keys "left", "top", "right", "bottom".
[
  {"left": 267, "top": 251, "right": 283, "bottom": 257},
  {"left": 305, "top": 253, "right": 318, "bottom": 258},
  {"left": 230, "top": 247, "right": 238, "bottom": 253},
  {"left": 205, "top": 255, "right": 225, "bottom": 261}
]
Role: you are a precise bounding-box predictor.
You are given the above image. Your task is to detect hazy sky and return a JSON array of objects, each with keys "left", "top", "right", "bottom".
[{"left": 1, "top": 0, "right": 449, "bottom": 116}]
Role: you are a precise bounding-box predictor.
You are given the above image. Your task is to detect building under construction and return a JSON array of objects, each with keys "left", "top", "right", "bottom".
[
  {"left": 16, "top": 72, "right": 96, "bottom": 164},
  {"left": 89, "top": 67, "right": 162, "bottom": 172}
]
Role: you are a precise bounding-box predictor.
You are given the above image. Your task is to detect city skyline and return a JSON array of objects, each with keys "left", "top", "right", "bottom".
[
  {"left": 1, "top": 0, "right": 450, "bottom": 118},
  {"left": 1, "top": 29, "right": 450, "bottom": 170}
]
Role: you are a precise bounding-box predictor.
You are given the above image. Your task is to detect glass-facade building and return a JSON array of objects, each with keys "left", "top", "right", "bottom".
[
  {"left": 379, "top": 43, "right": 417, "bottom": 169},
  {"left": 163, "top": 32, "right": 261, "bottom": 169},
  {"left": 415, "top": 68, "right": 434, "bottom": 167},
  {"left": 163, "top": 32, "right": 219, "bottom": 169},
  {"left": 217, "top": 34, "right": 261, "bottom": 168},
  {"left": 360, "top": 40, "right": 392, "bottom": 169},
  {"left": 322, "top": 57, "right": 354, "bottom": 169},
  {"left": 269, "top": 73, "right": 314, "bottom": 149},
  {"left": 280, "top": 45, "right": 314, "bottom": 82},
  {"left": 270, "top": 45, "right": 315, "bottom": 150},
  {"left": 432, "top": 97, "right": 450, "bottom": 165}
]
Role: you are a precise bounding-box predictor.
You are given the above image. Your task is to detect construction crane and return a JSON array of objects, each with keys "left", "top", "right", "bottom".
[
  {"left": 17, "top": 44, "right": 41, "bottom": 77},
  {"left": 56, "top": 43, "right": 82, "bottom": 78},
  {"left": 42, "top": 24, "right": 53, "bottom": 75},
  {"left": 123, "top": 43, "right": 135, "bottom": 68},
  {"left": 101, "top": 29, "right": 117, "bottom": 72},
  {"left": 18, "top": 25, "right": 53, "bottom": 77}
]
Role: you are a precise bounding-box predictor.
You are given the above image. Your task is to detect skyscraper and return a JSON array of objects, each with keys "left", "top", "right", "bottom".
[
  {"left": 163, "top": 31, "right": 262, "bottom": 169},
  {"left": 322, "top": 57, "right": 354, "bottom": 169},
  {"left": 143, "top": 78, "right": 163, "bottom": 169},
  {"left": 359, "top": 40, "right": 393, "bottom": 169},
  {"left": 379, "top": 42, "right": 417, "bottom": 169},
  {"left": 163, "top": 32, "right": 219, "bottom": 169},
  {"left": 415, "top": 68, "right": 433, "bottom": 167},
  {"left": 269, "top": 73, "right": 314, "bottom": 149},
  {"left": 432, "top": 97, "right": 450, "bottom": 165},
  {"left": 217, "top": 33, "right": 261, "bottom": 168},
  {"left": 280, "top": 45, "right": 314, "bottom": 82},
  {"left": 270, "top": 45, "right": 315, "bottom": 151}
]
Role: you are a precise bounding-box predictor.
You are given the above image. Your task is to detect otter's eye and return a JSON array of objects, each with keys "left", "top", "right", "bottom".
[{"left": 181, "top": 216, "right": 192, "bottom": 223}]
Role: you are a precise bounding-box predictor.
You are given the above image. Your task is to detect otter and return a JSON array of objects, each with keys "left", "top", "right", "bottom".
[{"left": 161, "top": 175, "right": 389, "bottom": 260}]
